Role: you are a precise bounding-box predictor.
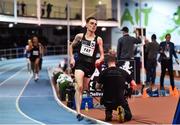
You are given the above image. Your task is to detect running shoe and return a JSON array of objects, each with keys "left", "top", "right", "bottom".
[
  {"left": 117, "top": 106, "right": 125, "bottom": 123},
  {"left": 34, "top": 73, "right": 39, "bottom": 81},
  {"left": 76, "top": 114, "right": 84, "bottom": 121}
]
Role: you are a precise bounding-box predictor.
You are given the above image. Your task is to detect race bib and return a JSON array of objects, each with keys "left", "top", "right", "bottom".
[
  {"left": 80, "top": 41, "right": 95, "bottom": 57},
  {"left": 32, "top": 50, "right": 39, "bottom": 56}
]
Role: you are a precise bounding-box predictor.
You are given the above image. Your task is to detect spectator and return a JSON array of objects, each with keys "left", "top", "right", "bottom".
[
  {"left": 17, "top": 1, "right": 21, "bottom": 16},
  {"left": 41, "top": 1, "right": 46, "bottom": 17},
  {"left": 117, "top": 26, "right": 141, "bottom": 60},
  {"left": 65, "top": 4, "right": 67, "bottom": 18},
  {"left": 145, "top": 34, "right": 159, "bottom": 89},
  {"left": 144, "top": 38, "right": 150, "bottom": 85},
  {"left": 117, "top": 26, "right": 141, "bottom": 88},
  {"left": 159, "top": 33, "right": 179, "bottom": 92},
  {"left": 47, "top": 3, "right": 53, "bottom": 18},
  {"left": 21, "top": 1, "right": 26, "bottom": 16}
]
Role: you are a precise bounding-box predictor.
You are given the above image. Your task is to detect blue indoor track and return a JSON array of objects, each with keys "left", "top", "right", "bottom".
[
  {"left": 0, "top": 56, "right": 179, "bottom": 124},
  {"left": 0, "top": 56, "right": 99, "bottom": 124}
]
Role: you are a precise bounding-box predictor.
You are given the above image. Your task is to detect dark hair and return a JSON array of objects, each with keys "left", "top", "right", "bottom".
[
  {"left": 165, "top": 33, "right": 171, "bottom": 38},
  {"left": 151, "top": 34, "right": 156, "bottom": 40},
  {"left": 121, "top": 26, "right": 129, "bottom": 32},
  {"left": 86, "top": 17, "right": 97, "bottom": 23}
]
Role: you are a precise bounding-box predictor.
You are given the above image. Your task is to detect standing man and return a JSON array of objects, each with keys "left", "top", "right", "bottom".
[
  {"left": 47, "top": 3, "right": 53, "bottom": 18},
  {"left": 17, "top": 1, "right": 21, "bottom": 16},
  {"left": 117, "top": 26, "right": 141, "bottom": 60},
  {"left": 21, "top": 1, "right": 26, "bottom": 16},
  {"left": 145, "top": 34, "right": 159, "bottom": 89},
  {"left": 144, "top": 39, "right": 150, "bottom": 85},
  {"left": 117, "top": 26, "right": 141, "bottom": 88},
  {"left": 41, "top": 1, "right": 47, "bottom": 17},
  {"left": 69, "top": 17, "right": 104, "bottom": 121},
  {"left": 159, "top": 33, "right": 179, "bottom": 91}
]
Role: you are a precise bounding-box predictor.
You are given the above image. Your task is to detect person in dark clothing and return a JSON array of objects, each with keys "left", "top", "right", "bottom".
[
  {"left": 117, "top": 26, "right": 141, "bottom": 87},
  {"left": 17, "top": 1, "right": 21, "bottom": 16},
  {"left": 21, "top": 1, "right": 26, "bottom": 16},
  {"left": 145, "top": 34, "right": 159, "bottom": 89},
  {"left": 117, "top": 26, "right": 141, "bottom": 60},
  {"left": 69, "top": 17, "right": 104, "bottom": 121},
  {"left": 47, "top": 3, "right": 53, "bottom": 18},
  {"left": 24, "top": 39, "right": 32, "bottom": 72},
  {"left": 28, "top": 36, "right": 43, "bottom": 81},
  {"left": 159, "top": 33, "right": 179, "bottom": 91},
  {"left": 41, "top": 1, "right": 47, "bottom": 17},
  {"left": 97, "top": 50, "right": 136, "bottom": 123},
  {"left": 38, "top": 42, "right": 44, "bottom": 71},
  {"left": 144, "top": 39, "right": 149, "bottom": 85}
]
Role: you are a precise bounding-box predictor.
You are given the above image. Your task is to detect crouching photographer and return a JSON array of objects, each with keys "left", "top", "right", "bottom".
[{"left": 96, "top": 50, "right": 137, "bottom": 123}]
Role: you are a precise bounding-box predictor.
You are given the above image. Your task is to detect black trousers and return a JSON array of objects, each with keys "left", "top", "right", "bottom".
[
  {"left": 146, "top": 59, "right": 157, "bottom": 84},
  {"left": 160, "top": 59, "right": 174, "bottom": 90}
]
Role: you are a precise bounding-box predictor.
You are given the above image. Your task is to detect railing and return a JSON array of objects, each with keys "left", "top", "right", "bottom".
[
  {"left": 0, "top": 1, "right": 14, "bottom": 15},
  {"left": 0, "top": 47, "right": 24, "bottom": 59},
  {"left": 0, "top": 45, "right": 68, "bottom": 60},
  {"left": 0, "top": 44, "right": 112, "bottom": 60},
  {"left": 0, "top": 0, "right": 117, "bottom": 21},
  {"left": 46, "top": 45, "right": 67, "bottom": 55},
  {"left": 22, "top": 3, "right": 37, "bottom": 17},
  {"left": 85, "top": 7, "right": 117, "bottom": 21},
  {"left": 0, "top": 45, "right": 179, "bottom": 61}
]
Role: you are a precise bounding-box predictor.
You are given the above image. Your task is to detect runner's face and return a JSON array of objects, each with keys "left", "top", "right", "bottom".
[
  {"left": 32, "top": 37, "right": 38, "bottom": 46},
  {"left": 86, "top": 19, "right": 97, "bottom": 32}
]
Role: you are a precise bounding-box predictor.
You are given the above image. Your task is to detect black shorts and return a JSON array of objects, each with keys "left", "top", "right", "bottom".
[
  {"left": 30, "top": 56, "right": 39, "bottom": 62},
  {"left": 75, "top": 61, "right": 95, "bottom": 78}
]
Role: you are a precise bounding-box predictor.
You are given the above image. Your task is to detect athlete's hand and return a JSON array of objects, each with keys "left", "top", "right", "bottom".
[
  {"left": 70, "top": 57, "right": 75, "bottom": 68},
  {"left": 95, "top": 59, "right": 102, "bottom": 68}
]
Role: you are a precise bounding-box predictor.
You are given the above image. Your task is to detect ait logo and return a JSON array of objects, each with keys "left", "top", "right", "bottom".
[{"left": 121, "top": 1, "right": 152, "bottom": 26}]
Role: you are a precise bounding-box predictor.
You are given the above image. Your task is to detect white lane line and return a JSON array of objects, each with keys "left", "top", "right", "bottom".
[
  {"left": 47, "top": 67, "right": 110, "bottom": 125},
  {"left": 0, "top": 67, "right": 25, "bottom": 86},
  {"left": 16, "top": 73, "right": 45, "bottom": 125},
  {"left": 0, "top": 65, "right": 20, "bottom": 75}
]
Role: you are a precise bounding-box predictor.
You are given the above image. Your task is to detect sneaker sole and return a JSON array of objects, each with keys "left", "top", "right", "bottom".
[
  {"left": 76, "top": 114, "right": 84, "bottom": 121},
  {"left": 34, "top": 78, "right": 38, "bottom": 82},
  {"left": 117, "top": 106, "right": 125, "bottom": 123}
]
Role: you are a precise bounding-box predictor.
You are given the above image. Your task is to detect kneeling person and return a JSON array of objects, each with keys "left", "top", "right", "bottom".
[{"left": 98, "top": 50, "right": 136, "bottom": 122}]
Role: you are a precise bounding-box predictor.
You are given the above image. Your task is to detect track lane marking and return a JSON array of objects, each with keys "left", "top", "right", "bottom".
[
  {"left": 16, "top": 73, "right": 45, "bottom": 125},
  {"left": 47, "top": 67, "right": 110, "bottom": 125},
  {"left": 0, "top": 67, "right": 25, "bottom": 86}
]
